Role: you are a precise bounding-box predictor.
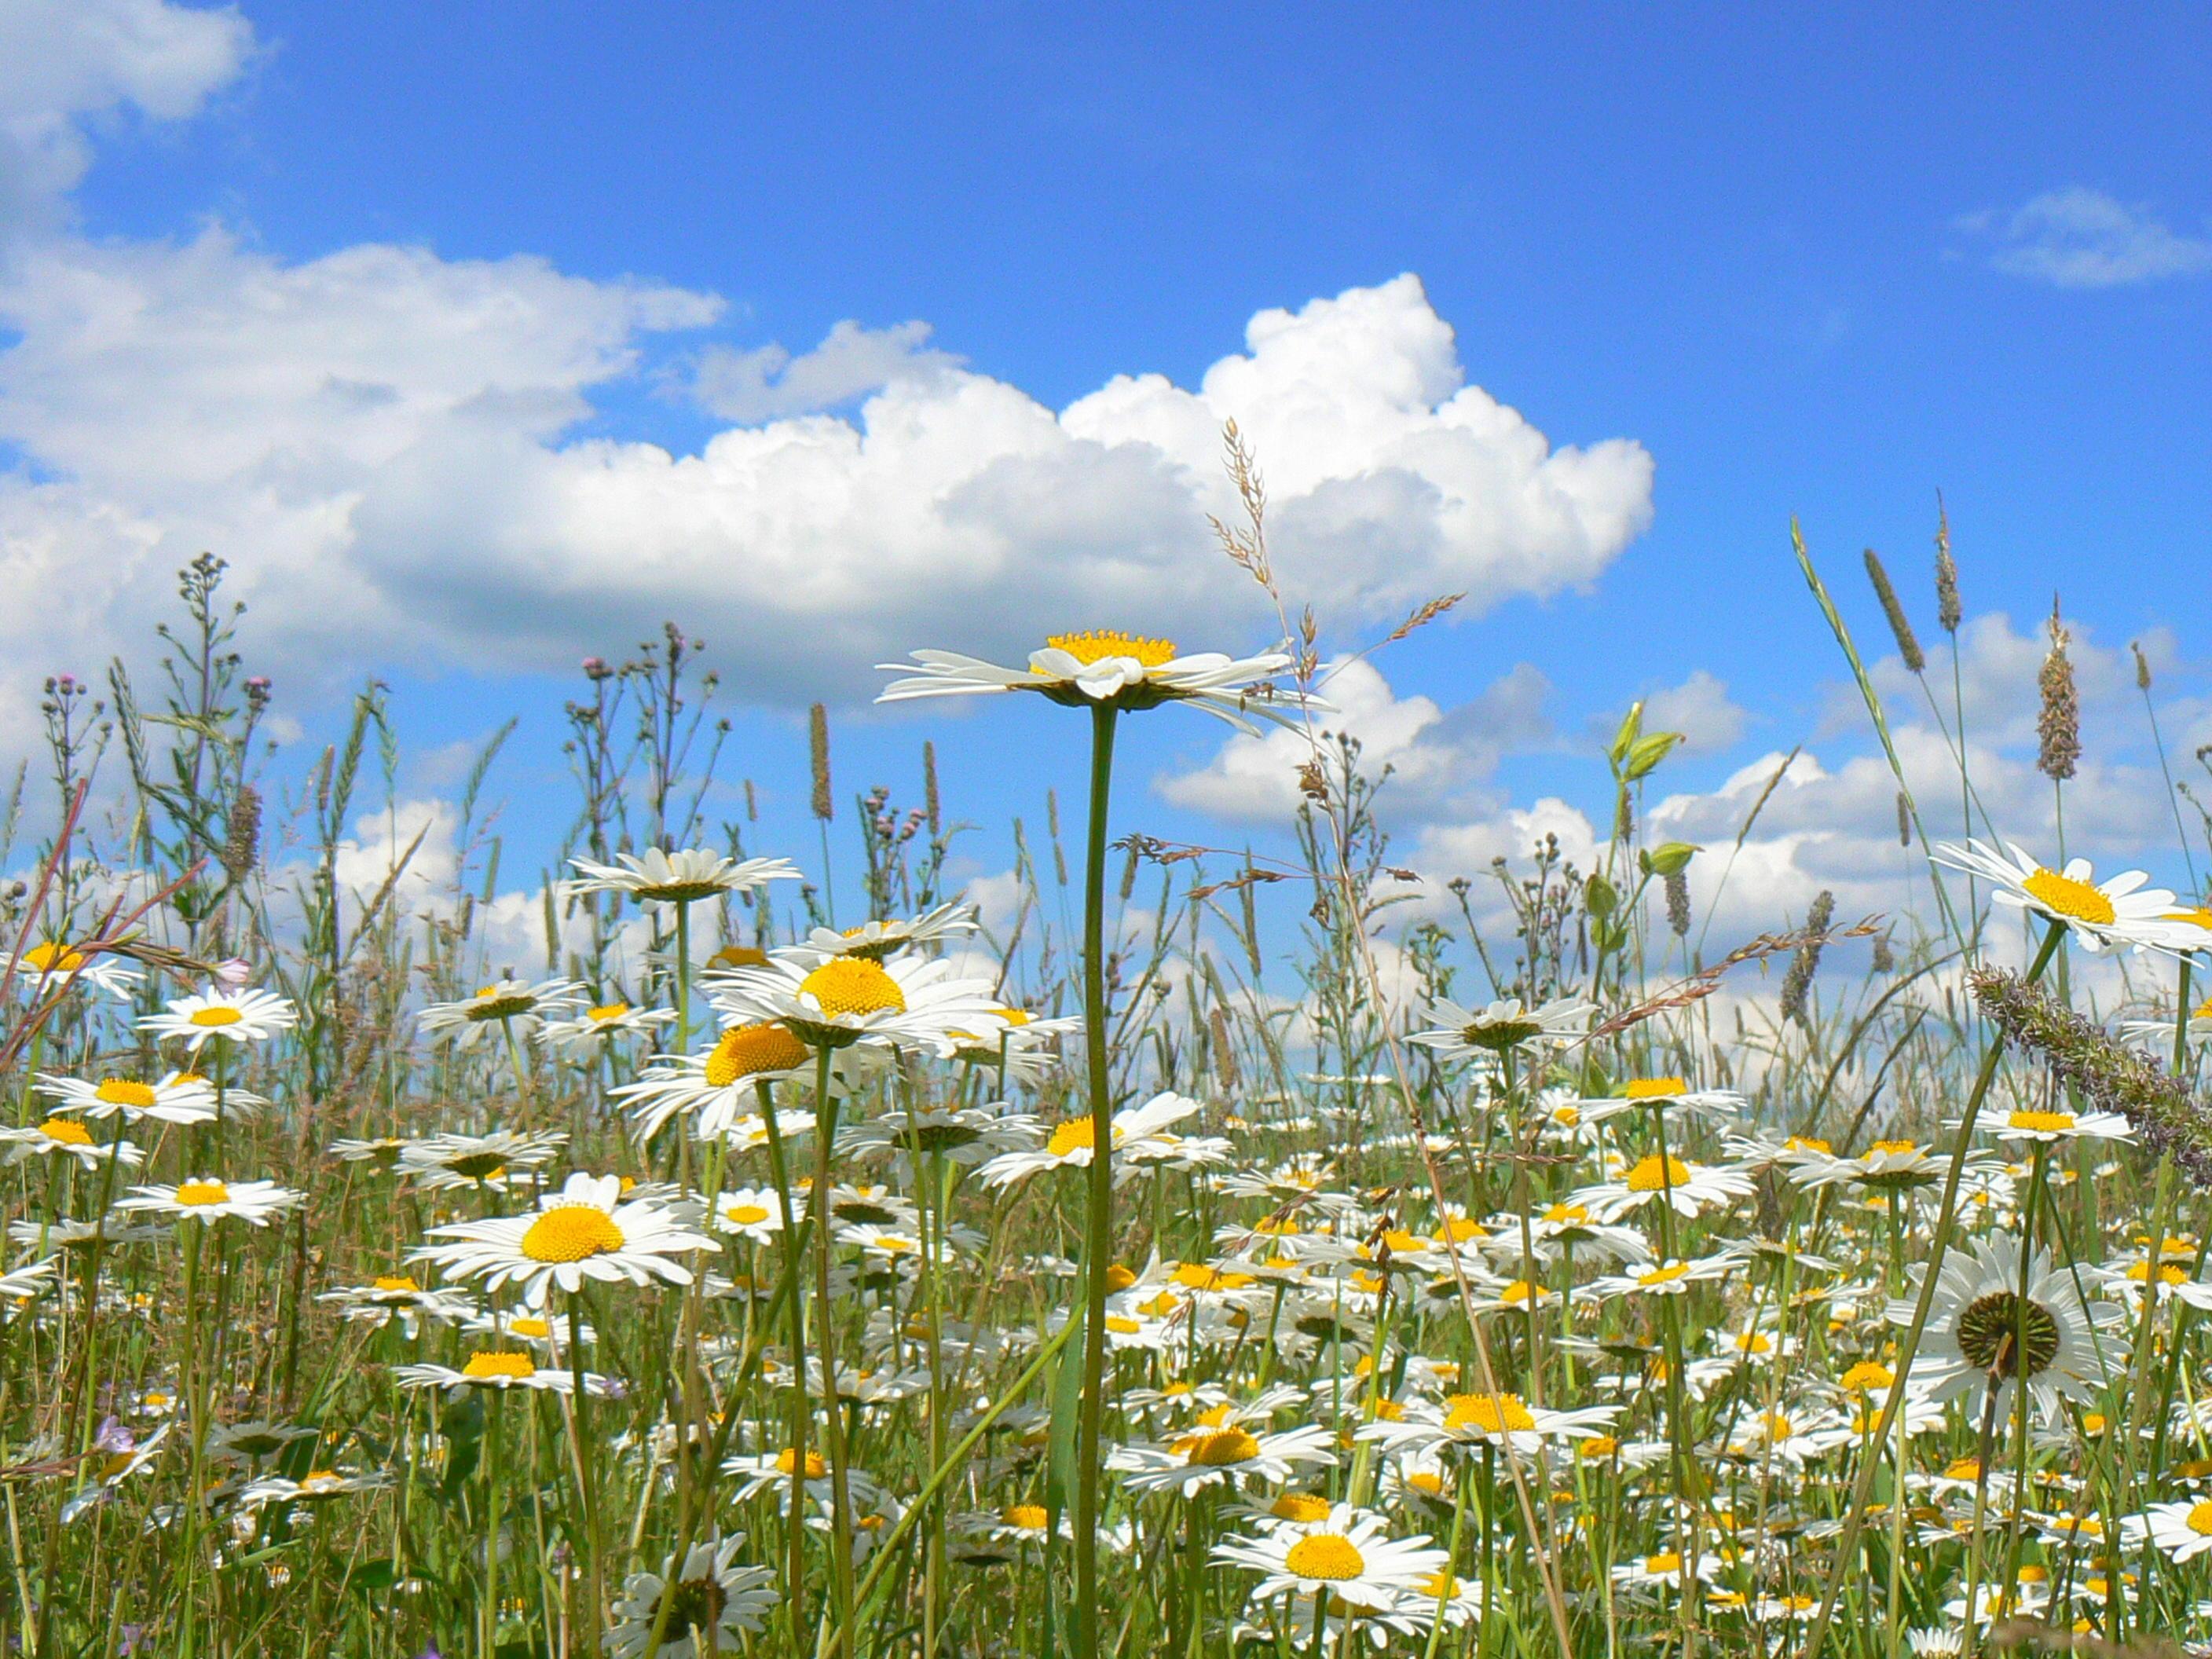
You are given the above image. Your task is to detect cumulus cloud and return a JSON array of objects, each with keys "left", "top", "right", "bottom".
[
  {"left": 1157, "top": 656, "right": 1551, "bottom": 822},
  {"left": 688, "top": 318, "right": 963, "bottom": 423},
  {"left": 1639, "top": 669, "right": 1749, "bottom": 753},
  {"left": 1961, "top": 188, "right": 2212, "bottom": 289}
]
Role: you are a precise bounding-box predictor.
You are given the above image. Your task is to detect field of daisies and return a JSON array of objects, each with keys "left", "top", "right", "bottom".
[{"left": 9, "top": 515, "right": 2212, "bottom": 1659}]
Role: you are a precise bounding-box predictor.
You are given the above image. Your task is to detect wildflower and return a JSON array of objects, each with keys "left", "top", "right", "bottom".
[
  {"left": 977, "top": 1090, "right": 1203, "bottom": 1186},
  {"left": 204, "top": 1419, "right": 317, "bottom": 1465},
  {"left": 2126, "top": 1500, "right": 2212, "bottom": 1563},
  {"left": 709, "top": 1188, "right": 789, "bottom": 1245},
  {"left": 391, "top": 1353, "right": 593, "bottom": 1393},
  {"left": 839, "top": 1103, "right": 1042, "bottom": 1166},
  {"left": 317, "top": 1275, "right": 472, "bottom": 1334},
  {"left": 36, "top": 1071, "right": 215, "bottom": 1126},
  {"left": 239, "top": 1468, "right": 387, "bottom": 1508},
  {"left": 879, "top": 632, "right": 1318, "bottom": 734},
  {"left": 786, "top": 902, "right": 980, "bottom": 963},
  {"left": 1582, "top": 1076, "right": 1746, "bottom": 1122},
  {"left": 1357, "top": 1390, "right": 1619, "bottom": 1455},
  {"left": 1407, "top": 995, "right": 1592, "bottom": 1061},
  {"left": 1932, "top": 840, "right": 2179, "bottom": 953},
  {"left": 709, "top": 950, "right": 1003, "bottom": 1056},
  {"left": 1573, "top": 1154, "right": 1754, "bottom": 1222},
  {"left": 0, "top": 1117, "right": 141, "bottom": 1169},
  {"left": 537, "top": 999, "right": 677, "bottom": 1053},
  {"left": 115, "top": 1177, "right": 302, "bottom": 1227},
  {"left": 1212, "top": 1505, "right": 1449, "bottom": 1611},
  {"left": 613, "top": 1023, "right": 822, "bottom": 1141},
  {"left": 1895, "top": 1234, "right": 2115, "bottom": 1426},
  {"left": 139, "top": 985, "right": 298, "bottom": 1049},
  {"left": 1111, "top": 1420, "right": 1336, "bottom": 1493},
  {"left": 565, "top": 847, "right": 799, "bottom": 908},
  {"left": 0, "top": 940, "right": 141, "bottom": 999},
  {"left": 604, "top": 1533, "right": 778, "bottom": 1657},
  {"left": 398, "top": 1130, "right": 566, "bottom": 1189},
  {"left": 415, "top": 1172, "right": 716, "bottom": 1307},
  {"left": 1587, "top": 1253, "right": 1738, "bottom": 1300},
  {"left": 416, "top": 976, "right": 580, "bottom": 1048},
  {"left": 1975, "top": 1104, "right": 2133, "bottom": 1145}
]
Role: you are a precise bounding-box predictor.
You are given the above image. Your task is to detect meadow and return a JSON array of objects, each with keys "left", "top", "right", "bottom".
[{"left": 3, "top": 462, "right": 2210, "bottom": 1659}]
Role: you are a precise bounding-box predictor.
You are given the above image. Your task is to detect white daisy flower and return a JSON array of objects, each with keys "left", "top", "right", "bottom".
[
  {"left": 786, "top": 902, "right": 980, "bottom": 964},
  {"left": 1790, "top": 1137, "right": 1957, "bottom": 1194},
  {"left": 612, "top": 1022, "right": 822, "bottom": 1141},
  {"left": 1582, "top": 1075, "right": 1746, "bottom": 1123},
  {"left": 1971, "top": 1104, "right": 2133, "bottom": 1145},
  {"left": 1408, "top": 995, "right": 1593, "bottom": 1061},
  {"left": 238, "top": 1467, "right": 387, "bottom": 1509},
  {"left": 537, "top": 998, "right": 678, "bottom": 1054},
  {"left": 36, "top": 1071, "right": 216, "bottom": 1126},
  {"left": 315, "top": 1274, "right": 474, "bottom": 1334},
  {"left": 1356, "top": 1390, "right": 1619, "bottom": 1456},
  {"left": 709, "top": 1188, "right": 790, "bottom": 1245},
  {"left": 413, "top": 1172, "right": 716, "bottom": 1308},
  {"left": 328, "top": 1136, "right": 408, "bottom": 1168},
  {"left": 878, "top": 632, "right": 1324, "bottom": 734},
  {"left": 0, "top": 939, "right": 141, "bottom": 999},
  {"left": 1932, "top": 839, "right": 2180, "bottom": 952},
  {"left": 1573, "top": 1153, "right": 1756, "bottom": 1222},
  {"left": 115, "top": 1177, "right": 302, "bottom": 1227},
  {"left": 0, "top": 1116, "right": 142, "bottom": 1170},
  {"left": 1893, "top": 1233, "right": 2117, "bottom": 1426},
  {"left": 564, "top": 847, "right": 799, "bottom": 910},
  {"left": 976, "top": 1090, "right": 1203, "bottom": 1187},
  {"left": 2125, "top": 1499, "right": 2212, "bottom": 1563},
  {"left": 1110, "top": 1421, "right": 1337, "bottom": 1494},
  {"left": 398, "top": 1130, "right": 567, "bottom": 1189},
  {"left": 391, "top": 1352, "right": 596, "bottom": 1393},
  {"left": 416, "top": 976, "right": 580, "bottom": 1049},
  {"left": 605, "top": 1531, "right": 778, "bottom": 1657},
  {"left": 1586, "top": 1253, "right": 1738, "bottom": 1300},
  {"left": 838, "top": 1102, "right": 1042, "bottom": 1167},
  {"left": 139, "top": 985, "right": 298, "bottom": 1049},
  {"left": 708, "top": 951, "right": 1004, "bottom": 1056},
  {"left": 1211, "top": 1504, "right": 1448, "bottom": 1612}
]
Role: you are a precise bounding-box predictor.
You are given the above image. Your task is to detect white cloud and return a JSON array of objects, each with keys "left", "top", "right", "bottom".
[
  {"left": 0, "top": 0, "right": 251, "bottom": 232},
  {"left": 1965, "top": 188, "right": 2212, "bottom": 289},
  {"left": 1156, "top": 656, "right": 1551, "bottom": 822},
  {"left": 1639, "top": 669, "right": 1748, "bottom": 753},
  {"left": 688, "top": 318, "right": 963, "bottom": 423}
]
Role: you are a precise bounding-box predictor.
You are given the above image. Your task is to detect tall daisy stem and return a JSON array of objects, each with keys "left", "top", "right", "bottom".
[
  {"left": 1072, "top": 702, "right": 1119, "bottom": 1659},
  {"left": 810, "top": 1042, "right": 857, "bottom": 1654}
]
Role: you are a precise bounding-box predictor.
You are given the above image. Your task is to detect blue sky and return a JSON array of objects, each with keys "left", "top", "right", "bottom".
[{"left": 5, "top": 1, "right": 2210, "bottom": 952}]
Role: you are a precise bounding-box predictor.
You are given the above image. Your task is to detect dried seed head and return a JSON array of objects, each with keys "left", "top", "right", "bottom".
[
  {"left": 1663, "top": 868, "right": 1692, "bottom": 938},
  {"left": 1778, "top": 890, "right": 1835, "bottom": 1024},
  {"left": 1870, "top": 932, "right": 1895, "bottom": 974},
  {"left": 1896, "top": 791, "right": 1911, "bottom": 848},
  {"left": 222, "top": 785, "right": 262, "bottom": 882},
  {"left": 1934, "top": 496, "right": 1961, "bottom": 634},
  {"left": 1864, "top": 549, "right": 1925, "bottom": 673},
  {"left": 2133, "top": 642, "right": 2153, "bottom": 694},
  {"left": 922, "top": 742, "right": 940, "bottom": 836},
  {"left": 2036, "top": 602, "right": 2080, "bottom": 783},
  {"left": 808, "top": 704, "right": 833, "bottom": 821}
]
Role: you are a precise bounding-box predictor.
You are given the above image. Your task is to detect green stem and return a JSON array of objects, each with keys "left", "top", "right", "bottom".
[{"left": 1071, "top": 702, "right": 1119, "bottom": 1659}]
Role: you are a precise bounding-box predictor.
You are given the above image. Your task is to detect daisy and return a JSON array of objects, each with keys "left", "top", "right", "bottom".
[
  {"left": 328, "top": 1136, "right": 407, "bottom": 1168},
  {"left": 0, "top": 940, "right": 140, "bottom": 999},
  {"left": 1357, "top": 1390, "right": 1619, "bottom": 1456},
  {"left": 1932, "top": 840, "right": 2179, "bottom": 952},
  {"left": 115, "top": 1177, "right": 301, "bottom": 1227},
  {"left": 537, "top": 999, "right": 678, "bottom": 1054},
  {"left": 1212, "top": 1504, "right": 1448, "bottom": 1611},
  {"left": 1517, "top": 1199, "right": 1650, "bottom": 1264},
  {"left": 416, "top": 976, "right": 581, "bottom": 1049},
  {"left": 204, "top": 1419, "right": 317, "bottom": 1465},
  {"left": 1573, "top": 1154, "right": 1755, "bottom": 1222},
  {"left": 709, "top": 1188, "right": 789, "bottom": 1246},
  {"left": 2104, "top": 1255, "right": 2212, "bottom": 1311},
  {"left": 0, "top": 1117, "right": 141, "bottom": 1170},
  {"left": 391, "top": 1352, "right": 591, "bottom": 1393},
  {"left": 1894, "top": 1234, "right": 2116, "bottom": 1426},
  {"left": 605, "top": 1532, "right": 778, "bottom": 1657},
  {"left": 413, "top": 1172, "right": 716, "bottom": 1308},
  {"left": 878, "top": 632, "right": 1318, "bottom": 734},
  {"left": 139, "top": 986, "right": 298, "bottom": 1049},
  {"left": 1793, "top": 1138, "right": 1955, "bottom": 1194},
  {"left": 1110, "top": 1421, "right": 1336, "bottom": 1493},
  {"left": 1972, "top": 1105, "right": 2133, "bottom": 1146},
  {"left": 839, "top": 1103, "right": 1042, "bottom": 1166},
  {"left": 1408, "top": 995, "right": 1593, "bottom": 1061},
  {"left": 398, "top": 1130, "right": 566, "bottom": 1189},
  {"left": 565, "top": 848, "right": 800, "bottom": 910},
  {"left": 36, "top": 1071, "right": 215, "bottom": 1126},
  {"left": 976, "top": 1090, "right": 1203, "bottom": 1187},
  {"left": 787, "top": 902, "right": 980, "bottom": 963},
  {"left": 1587, "top": 1253, "right": 1738, "bottom": 1300},
  {"left": 1584, "top": 1075, "right": 1746, "bottom": 1123},
  {"left": 708, "top": 951, "right": 1003, "bottom": 1056},
  {"left": 613, "top": 1023, "right": 820, "bottom": 1141},
  {"left": 238, "top": 1468, "right": 386, "bottom": 1509},
  {"left": 316, "top": 1275, "right": 473, "bottom": 1334},
  {"left": 2126, "top": 1499, "right": 2212, "bottom": 1564}
]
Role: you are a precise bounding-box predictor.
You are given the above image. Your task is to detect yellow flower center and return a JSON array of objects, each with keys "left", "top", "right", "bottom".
[
  {"left": 1943, "top": 1456, "right": 1981, "bottom": 1481},
  {"left": 462, "top": 1352, "right": 536, "bottom": 1380},
  {"left": 1871, "top": 1139, "right": 1921, "bottom": 1156},
  {"left": 94, "top": 1079, "right": 158, "bottom": 1109},
  {"left": 1002, "top": 1503, "right": 1049, "bottom": 1529},
  {"left": 1178, "top": 1428, "right": 1260, "bottom": 1466},
  {"left": 189, "top": 1006, "right": 244, "bottom": 1027},
  {"left": 1283, "top": 1534, "right": 1367, "bottom": 1582},
  {"left": 1046, "top": 1118, "right": 1097, "bottom": 1159},
  {"left": 1542, "top": 1203, "right": 1588, "bottom": 1225},
  {"left": 710, "top": 945, "right": 771, "bottom": 970},
  {"left": 797, "top": 959, "right": 906, "bottom": 1018},
  {"left": 1379, "top": 1229, "right": 1428, "bottom": 1255},
  {"left": 1104, "top": 1315, "right": 1143, "bottom": 1335},
  {"left": 1171, "top": 1263, "right": 1254, "bottom": 1291},
  {"left": 22, "top": 943, "right": 84, "bottom": 973},
  {"left": 1442, "top": 1393, "right": 1538, "bottom": 1434},
  {"left": 1579, "top": 1436, "right": 1619, "bottom": 1459},
  {"left": 1045, "top": 631, "right": 1177, "bottom": 667},
  {"left": 1785, "top": 1135, "right": 1831, "bottom": 1154},
  {"left": 703, "top": 1022, "right": 810, "bottom": 1086},
  {"left": 1104, "top": 1263, "right": 1137, "bottom": 1291},
  {"left": 2022, "top": 868, "right": 2116, "bottom": 925},
  {"left": 1839, "top": 1361, "right": 1893, "bottom": 1392},
  {"left": 587, "top": 1002, "right": 630, "bottom": 1023},
  {"left": 37, "top": 1118, "right": 92, "bottom": 1146},
  {"left": 2188, "top": 1502, "right": 2212, "bottom": 1536},
  {"left": 511, "top": 1317, "right": 551, "bottom": 1339},
  {"left": 1624, "top": 1154, "right": 1694, "bottom": 1193},
  {"left": 519, "top": 1206, "right": 626, "bottom": 1264},
  {"left": 1646, "top": 1552, "right": 1683, "bottom": 1575},
  {"left": 1624, "top": 1078, "right": 1687, "bottom": 1099},
  {"left": 2006, "top": 1109, "right": 2075, "bottom": 1133},
  {"left": 1417, "top": 1572, "right": 1462, "bottom": 1599},
  {"left": 776, "top": 1448, "right": 829, "bottom": 1480},
  {"left": 174, "top": 1180, "right": 230, "bottom": 1207},
  {"left": 1272, "top": 1492, "right": 1332, "bottom": 1522},
  {"left": 1407, "top": 1470, "right": 1447, "bottom": 1496},
  {"left": 2166, "top": 907, "right": 2212, "bottom": 932},
  {"left": 725, "top": 1203, "right": 772, "bottom": 1226},
  {"left": 372, "top": 1275, "right": 419, "bottom": 1294},
  {"left": 1638, "top": 1264, "right": 1690, "bottom": 1287},
  {"left": 1436, "top": 1217, "right": 1486, "bottom": 1243},
  {"left": 1499, "top": 1280, "right": 1540, "bottom": 1306}
]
